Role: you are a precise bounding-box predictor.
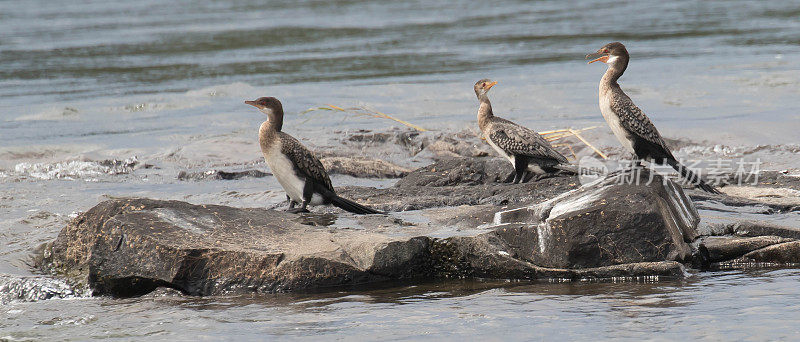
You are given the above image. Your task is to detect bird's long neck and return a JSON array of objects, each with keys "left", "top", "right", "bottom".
[
  {"left": 477, "top": 95, "right": 493, "bottom": 131},
  {"left": 600, "top": 55, "right": 629, "bottom": 93},
  {"left": 259, "top": 110, "right": 283, "bottom": 153},
  {"left": 267, "top": 110, "right": 283, "bottom": 132}
]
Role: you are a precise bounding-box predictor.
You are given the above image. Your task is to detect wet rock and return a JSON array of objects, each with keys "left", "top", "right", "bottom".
[
  {"left": 741, "top": 241, "right": 800, "bottom": 264},
  {"left": 493, "top": 168, "right": 699, "bottom": 268},
  {"left": 40, "top": 197, "right": 689, "bottom": 297},
  {"left": 732, "top": 221, "right": 800, "bottom": 239},
  {"left": 700, "top": 236, "right": 795, "bottom": 262}
]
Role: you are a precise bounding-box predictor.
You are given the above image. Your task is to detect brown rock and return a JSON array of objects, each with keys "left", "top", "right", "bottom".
[
  {"left": 40, "top": 196, "right": 690, "bottom": 297},
  {"left": 742, "top": 241, "right": 800, "bottom": 264},
  {"left": 702, "top": 236, "right": 795, "bottom": 262},
  {"left": 493, "top": 168, "right": 699, "bottom": 268}
]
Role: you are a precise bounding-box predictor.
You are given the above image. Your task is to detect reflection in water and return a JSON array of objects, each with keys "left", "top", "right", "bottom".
[{"left": 6, "top": 271, "right": 800, "bottom": 340}]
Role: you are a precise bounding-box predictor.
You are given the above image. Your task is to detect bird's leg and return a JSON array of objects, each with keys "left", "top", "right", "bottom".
[
  {"left": 512, "top": 157, "right": 528, "bottom": 184},
  {"left": 503, "top": 172, "right": 516, "bottom": 183},
  {"left": 523, "top": 171, "right": 538, "bottom": 183},
  {"left": 286, "top": 195, "right": 296, "bottom": 209},
  {"left": 286, "top": 200, "right": 310, "bottom": 214},
  {"left": 512, "top": 170, "right": 525, "bottom": 184}
]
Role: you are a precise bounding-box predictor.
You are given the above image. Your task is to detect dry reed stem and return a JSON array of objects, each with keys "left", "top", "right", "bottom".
[{"left": 569, "top": 128, "right": 608, "bottom": 160}]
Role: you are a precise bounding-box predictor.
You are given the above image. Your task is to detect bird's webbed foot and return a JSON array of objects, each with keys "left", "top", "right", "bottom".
[
  {"left": 286, "top": 200, "right": 310, "bottom": 214},
  {"left": 286, "top": 196, "right": 297, "bottom": 209}
]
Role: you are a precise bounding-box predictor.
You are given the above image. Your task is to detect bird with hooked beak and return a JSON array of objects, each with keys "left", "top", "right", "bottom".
[
  {"left": 245, "top": 97, "right": 385, "bottom": 214},
  {"left": 586, "top": 42, "right": 720, "bottom": 193},
  {"left": 474, "top": 79, "right": 573, "bottom": 184}
]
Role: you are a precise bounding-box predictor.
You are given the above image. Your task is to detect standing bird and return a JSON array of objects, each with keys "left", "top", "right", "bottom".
[
  {"left": 586, "top": 42, "right": 720, "bottom": 193},
  {"left": 245, "top": 97, "right": 384, "bottom": 214},
  {"left": 474, "top": 79, "right": 572, "bottom": 184}
]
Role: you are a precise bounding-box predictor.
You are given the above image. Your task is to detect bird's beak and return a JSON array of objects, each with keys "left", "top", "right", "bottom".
[
  {"left": 244, "top": 100, "right": 258, "bottom": 107},
  {"left": 586, "top": 52, "right": 609, "bottom": 64},
  {"left": 485, "top": 81, "right": 498, "bottom": 90}
]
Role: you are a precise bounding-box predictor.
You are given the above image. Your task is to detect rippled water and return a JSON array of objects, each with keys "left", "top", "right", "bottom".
[
  {"left": 4, "top": 271, "right": 800, "bottom": 340},
  {"left": 2, "top": 0, "right": 800, "bottom": 340}
]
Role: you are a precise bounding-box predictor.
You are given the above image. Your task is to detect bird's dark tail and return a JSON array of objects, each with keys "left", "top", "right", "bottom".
[
  {"left": 665, "top": 158, "right": 721, "bottom": 194},
  {"left": 552, "top": 164, "right": 578, "bottom": 175},
  {"left": 329, "top": 195, "right": 385, "bottom": 215}
]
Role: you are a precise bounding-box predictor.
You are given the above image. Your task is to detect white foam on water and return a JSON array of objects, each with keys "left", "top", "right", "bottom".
[{"left": 13, "top": 157, "right": 138, "bottom": 181}]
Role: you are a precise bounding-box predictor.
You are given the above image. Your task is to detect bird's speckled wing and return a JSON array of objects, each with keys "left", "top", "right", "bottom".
[
  {"left": 610, "top": 91, "right": 671, "bottom": 152},
  {"left": 488, "top": 118, "right": 569, "bottom": 163},
  {"left": 278, "top": 132, "right": 334, "bottom": 192}
]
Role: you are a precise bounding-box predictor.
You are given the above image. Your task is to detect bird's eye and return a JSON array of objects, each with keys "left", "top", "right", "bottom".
[{"left": 481, "top": 82, "right": 486, "bottom": 87}]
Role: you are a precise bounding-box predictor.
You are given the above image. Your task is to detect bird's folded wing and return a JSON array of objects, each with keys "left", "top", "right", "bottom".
[
  {"left": 279, "top": 133, "right": 335, "bottom": 192},
  {"left": 489, "top": 120, "right": 569, "bottom": 163},
  {"left": 611, "top": 95, "right": 672, "bottom": 153}
]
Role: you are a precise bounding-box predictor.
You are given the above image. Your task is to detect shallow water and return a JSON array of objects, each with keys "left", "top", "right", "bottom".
[
  {"left": 4, "top": 270, "right": 800, "bottom": 340},
  {"left": 2, "top": 0, "right": 800, "bottom": 340}
]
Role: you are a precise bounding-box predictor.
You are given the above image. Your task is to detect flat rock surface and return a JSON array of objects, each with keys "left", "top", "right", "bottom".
[{"left": 40, "top": 195, "right": 688, "bottom": 297}]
